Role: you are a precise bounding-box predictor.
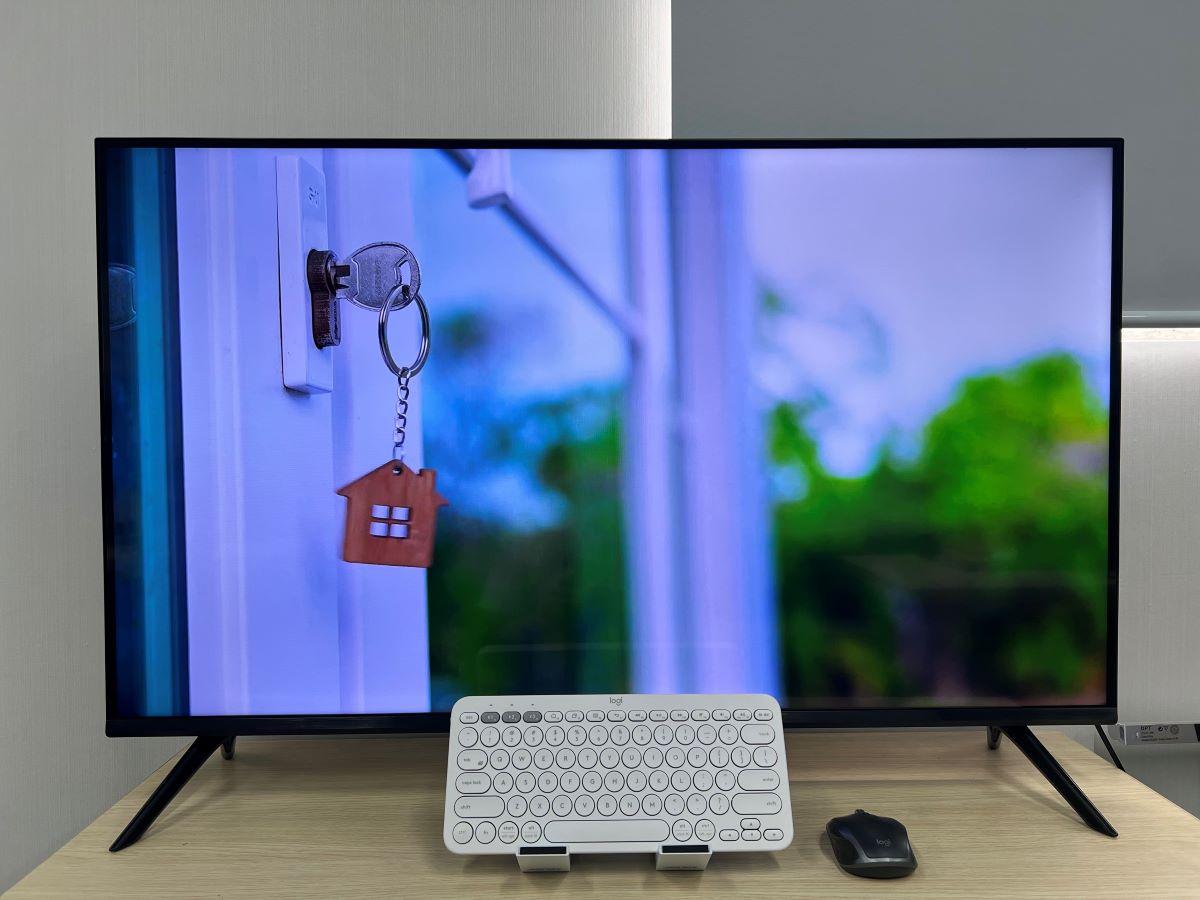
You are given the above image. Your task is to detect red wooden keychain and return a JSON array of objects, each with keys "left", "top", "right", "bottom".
[{"left": 338, "top": 283, "right": 447, "bottom": 568}]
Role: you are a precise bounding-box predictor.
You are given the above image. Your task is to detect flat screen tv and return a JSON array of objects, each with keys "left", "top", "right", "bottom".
[{"left": 97, "top": 139, "right": 1120, "bottom": 738}]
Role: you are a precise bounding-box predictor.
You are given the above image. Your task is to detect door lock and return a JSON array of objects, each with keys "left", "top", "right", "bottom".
[{"left": 306, "top": 249, "right": 349, "bottom": 349}]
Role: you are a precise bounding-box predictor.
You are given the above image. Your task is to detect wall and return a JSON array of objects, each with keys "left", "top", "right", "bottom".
[
  {"left": 674, "top": 0, "right": 1200, "bottom": 757},
  {"left": 0, "top": 1, "right": 670, "bottom": 890}
]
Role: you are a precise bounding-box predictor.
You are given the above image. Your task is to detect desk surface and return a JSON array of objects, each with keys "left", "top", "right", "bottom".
[{"left": 8, "top": 729, "right": 1200, "bottom": 898}]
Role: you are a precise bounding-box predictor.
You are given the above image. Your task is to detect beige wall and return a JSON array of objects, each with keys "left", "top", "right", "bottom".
[{"left": 0, "top": 0, "right": 670, "bottom": 889}]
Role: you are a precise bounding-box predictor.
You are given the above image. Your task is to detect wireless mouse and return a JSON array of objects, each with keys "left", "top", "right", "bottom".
[{"left": 825, "top": 809, "right": 917, "bottom": 879}]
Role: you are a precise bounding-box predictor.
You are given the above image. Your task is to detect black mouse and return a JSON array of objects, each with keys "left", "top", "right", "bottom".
[{"left": 825, "top": 809, "right": 917, "bottom": 879}]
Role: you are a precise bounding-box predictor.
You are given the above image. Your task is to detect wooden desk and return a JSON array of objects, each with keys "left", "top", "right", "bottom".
[{"left": 8, "top": 730, "right": 1200, "bottom": 898}]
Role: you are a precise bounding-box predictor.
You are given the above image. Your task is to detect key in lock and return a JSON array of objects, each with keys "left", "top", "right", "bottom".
[{"left": 305, "top": 242, "right": 420, "bottom": 349}]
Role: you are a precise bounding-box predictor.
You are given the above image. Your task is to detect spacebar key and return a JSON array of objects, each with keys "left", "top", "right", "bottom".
[{"left": 544, "top": 820, "right": 669, "bottom": 843}]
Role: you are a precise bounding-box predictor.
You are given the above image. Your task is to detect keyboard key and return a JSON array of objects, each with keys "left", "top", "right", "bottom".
[
  {"left": 534, "top": 749, "right": 554, "bottom": 769},
  {"left": 489, "top": 749, "right": 509, "bottom": 769},
  {"left": 458, "top": 727, "right": 479, "bottom": 747},
  {"left": 560, "top": 771, "right": 580, "bottom": 792},
  {"left": 753, "top": 746, "right": 778, "bottom": 767},
  {"left": 516, "top": 773, "right": 536, "bottom": 793},
  {"left": 740, "top": 818, "right": 760, "bottom": 830},
  {"left": 670, "top": 710, "right": 689, "bottom": 722},
  {"left": 586, "top": 710, "right": 605, "bottom": 722},
  {"left": 665, "top": 747, "right": 686, "bottom": 768},
  {"left": 733, "top": 709, "right": 752, "bottom": 721},
  {"left": 544, "top": 819, "right": 668, "bottom": 843},
  {"left": 553, "top": 795, "right": 573, "bottom": 816},
  {"left": 567, "top": 725, "right": 587, "bottom": 746},
  {"left": 511, "top": 749, "right": 532, "bottom": 770},
  {"left": 556, "top": 748, "right": 576, "bottom": 769},
  {"left": 628, "top": 710, "right": 647, "bottom": 721},
  {"left": 480, "top": 711, "right": 500, "bottom": 724},
  {"left": 607, "top": 709, "right": 626, "bottom": 721},
  {"left": 583, "top": 771, "right": 602, "bottom": 792},
  {"left": 671, "top": 770, "right": 690, "bottom": 791},
  {"left": 474, "top": 821, "right": 496, "bottom": 844},
  {"left": 626, "top": 770, "right": 647, "bottom": 791},
  {"left": 480, "top": 727, "right": 500, "bottom": 747},
  {"left": 501, "top": 726, "right": 521, "bottom": 747},
  {"left": 620, "top": 794, "right": 640, "bottom": 815},
  {"left": 709, "top": 793, "right": 731, "bottom": 814},
  {"left": 665, "top": 794, "right": 685, "bottom": 815},
  {"left": 622, "top": 747, "right": 642, "bottom": 768},
  {"left": 690, "top": 709, "right": 710, "bottom": 721},
  {"left": 654, "top": 725, "right": 674, "bottom": 745},
  {"left": 507, "top": 796, "right": 527, "bottom": 817},
  {"left": 456, "top": 773, "right": 490, "bottom": 794},
  {"left": 589, "top": 725, "right": 609, "bottom": 745},
  {"left": 649, "top": 770, "right": 670, "bottom": 791},
  {"left": 521, "top": 821, "right": 541, "bottom": 843},
  {"left": 715, "top": 770, "right": 737, "bottom": 791},
  {"left": 641, "top": 794, "right": 663, "bottom": 815},
  {"left": 458, "top": 749, "right": 486, "bottom": 770},
  {"left": 740, "top": 724, "right": 775, "bottom": 745},
  {"left": 459, "top": 712, "right": 479, "bottom": 724},
  {"left": 687, "top": 793, "right": 708, "bottom": 814},
  {"left": 501, "top": 711, "right": 521, "bottom": 723},
  {"left": 544, "top": 711, "right": 563, "bottom": 723},
  {"left": 565, "top": 710, "right": 583, "bottom": 722},
  {"left": 498, "top": 821, "right": 519, "bottom": 843},
  {"left": 672, "top": 819, "right": 693, "bottom": 841},
  {"left": 718, "top": 724, "right": 739, "bottom": 744},
  {"left": 675, "top": 724, "right": 695, "bottom": 744},
  {"left": 695, "top": 819, "right": 716, "bottom": 841},
  {"left": 523, "top": 710, "right": 543, "bottom": 723},
  {"left": 493, "top": 772, "right": 513, "bottom": 793},
  {"left": 600, "top": 748, "right": 621, "bottom": 769},
  {"left": 544, "top": 725, "right": 565, "bottom": 746},
  {"left": 605, "top": 770, "right": 625, "bottom": 791},
  {"left": 742, "top": 829, "right": 761, "bottom": 841},
  {"left": 709, "top": 746, "right": 729, "bottom": 767},
  {"left": 452, "top": 821, "right": 473, "bottom": 844},
  {"left": 528, "top": 795, "right": 548, "bottom": 816},
  {"left": 643, "top": 747, "right": 664, "bottom": 768},
  {"left": 578, "top": 748, "right": 598, "bottom": 768},
  {"left": 610, "top": 725, "right": 630, "bottom": 745},
  {"left": 632, "top": 725, "right": 652, "bottom": 745},
  {"left": 687, "top": 747, "right": 708, "bottom": 768},
  {"left": 455, "top": 796, "right": 503, "bottom": 818},
  {"left": 764, "top": 829, "right": 784, "bottom": 841},
  {"left": 538, "top": 771, "right": 558, "bottom": 792},
  {"left": 719, "top": 828, "right": 739, "bottom": 841},
  {"left": 649, "top": 710, "right": 668, "bottom": 722},
  {"left": 732, "top": 792, "right": 784, "bottom": 815},
  {"left": 523, "top": 726, "right": 543, "bottom": 746},
  {"left": 692, "top": 769, "right": 713, "bottom": 791},
  {"left": 574, "top": 794, "right": 595, "bottom": 815},
  {"left": 597, "top": 794, "right": 617, "bottom": 816},
  {"left": 737, "top": 769, "right": 780, "bottom": 790},
  {"left": 712, "top": 709, "right": 731, "bottom": 721},
  {"left": 696, "top": 724, "right": 717, "bottom": 745},
  {"left": 754, "top": 709, "right": 773, "bottom": 721},
  {"left": 731, "top": 747, "right": 752, "bottom": 767}
]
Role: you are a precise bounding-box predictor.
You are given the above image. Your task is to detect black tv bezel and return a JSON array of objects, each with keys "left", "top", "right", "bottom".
[{"left": 97, "top": 137, "right": 1122, "bottom": 738}]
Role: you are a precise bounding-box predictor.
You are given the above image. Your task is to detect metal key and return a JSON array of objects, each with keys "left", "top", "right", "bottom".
[{"left": 345, "top": 242, "right": 421, "bottom": 311}]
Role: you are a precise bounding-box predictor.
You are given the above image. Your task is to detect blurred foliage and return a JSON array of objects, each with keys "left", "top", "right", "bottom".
[
  {"left": 771, "top": 352, "right": 1109, "bottom": 703},
  {"left": 426, "top": 308, "right": 1109, "bottom": 708}
]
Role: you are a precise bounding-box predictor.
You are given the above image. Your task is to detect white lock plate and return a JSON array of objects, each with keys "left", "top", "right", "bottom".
[{"left": 276, "top": 156, "right": 333, "bottom": 393}]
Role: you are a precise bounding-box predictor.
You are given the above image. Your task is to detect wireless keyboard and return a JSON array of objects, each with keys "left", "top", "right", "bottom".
[{"left": 444, "top": 694, "right": 793, "bottom": 871}]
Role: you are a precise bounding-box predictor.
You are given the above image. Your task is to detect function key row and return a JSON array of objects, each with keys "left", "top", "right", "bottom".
[{"left": 459, "top": 708, "right": 774, "bottom": 725}]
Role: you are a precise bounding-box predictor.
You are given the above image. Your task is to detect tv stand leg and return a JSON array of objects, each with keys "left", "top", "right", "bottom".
[
  {"left": 109, "top": 735, "right": 232, "bottom": 852},
  {"left": 986, "top": 725, "right": 1002, "bottom": 750},
  {"left": 222, "top": 736, "right": 236, "bottom": 760},
  {"left": 988, "top": 725, "right": 1117, "bottom": 838}
]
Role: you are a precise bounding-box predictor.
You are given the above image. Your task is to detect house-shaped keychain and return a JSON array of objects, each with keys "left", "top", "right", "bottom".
[{"left": 337, "top": 461, "right": 449, "bottom": 567}]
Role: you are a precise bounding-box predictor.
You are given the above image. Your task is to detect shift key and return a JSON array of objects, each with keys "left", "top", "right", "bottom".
[
  {"left": 731, "top": 792, "right": 784, "bottom": 816},
  {"left": 454, "top": 796, "right": 504, "bottom": 818}
]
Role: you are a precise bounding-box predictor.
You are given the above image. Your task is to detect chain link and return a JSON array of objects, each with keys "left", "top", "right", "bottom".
[{"left": 392, "top": 370, "right": 411, "bottom": 474}]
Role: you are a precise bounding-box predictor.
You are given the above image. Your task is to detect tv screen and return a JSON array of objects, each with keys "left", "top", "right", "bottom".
[{"left": 97, "top": 140, "right": 1119, "bottom": 733}]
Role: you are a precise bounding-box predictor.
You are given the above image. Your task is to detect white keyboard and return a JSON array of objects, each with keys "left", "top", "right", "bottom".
[{"left": 444, "top": 694, "right": 793, "bottom": 870}]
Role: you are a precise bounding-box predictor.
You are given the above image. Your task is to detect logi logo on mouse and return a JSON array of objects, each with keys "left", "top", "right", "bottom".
[{"left": 875, "top": 838, "right": 892, "bottom": 847}]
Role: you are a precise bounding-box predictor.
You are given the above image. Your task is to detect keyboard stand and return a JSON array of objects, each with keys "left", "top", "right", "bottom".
[
  {"left": 514, "top": 844, "right": 714, "bottom": 873},
  {"left": 516, "top": 846, "right": 570, "bottom": 872},
  {"left": 656, "top": 844, "right": 713, "bottom": 871}
]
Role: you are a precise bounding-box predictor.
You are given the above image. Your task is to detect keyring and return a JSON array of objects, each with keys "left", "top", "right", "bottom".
[{"left": 378, "top": 284, "right": 430, "bottom": 377}]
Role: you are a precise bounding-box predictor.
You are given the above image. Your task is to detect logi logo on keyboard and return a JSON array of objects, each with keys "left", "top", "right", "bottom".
[{"left": 608, "top": 696, "right": 623, "bottom": 705}]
